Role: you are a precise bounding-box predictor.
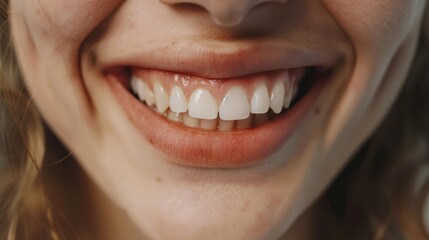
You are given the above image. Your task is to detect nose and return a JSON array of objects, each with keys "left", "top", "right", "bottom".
[{"left": 159, "top": 0, "right": 288, "bottom": 27}]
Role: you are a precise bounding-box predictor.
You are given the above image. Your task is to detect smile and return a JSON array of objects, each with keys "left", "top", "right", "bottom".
[
  {"left": 103, "top": 44, "right": 336, "bottom": 168},
  {"left": 128, "top": 68, "right": 307, "bottom": 130}
]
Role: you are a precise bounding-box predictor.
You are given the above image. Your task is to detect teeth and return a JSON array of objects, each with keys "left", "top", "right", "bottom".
[
  {"left": 170, "top": 86, "right": 188, "bottom": 113},
  {"left": 130, "top": 76, "right": 140, "bottom": 94},
  {"left": 219, "top": 86, "right": 250, "bottom": 120},
  {"left": 270, "top": 80, "right": 285, "bottom": 114},
  {"left": 188, "top": 89, "right": 218, "bottom": 120},
  {"left": 167, "top": 110, "right": 183, "bottom": 122},
  {"left": 200, "top": 119, "right": 218, "bottom": 131},
  {"left": 218, "top": 120, "right": 235, "bottom": 131},
  {"left": 183, "top": 112, "right": 200, "bottom": 128},
  {"left": 284, "top": 81, "right": 293, "bottom": 109},
  {"left": 153, "top": 81, "right": 169, "bottom": 113},
  {"left": 292, "top": 84, "right": 299, "bottom": 99},
  {"left": 144, "top": 85, "right": 155, "bottom": 107},
  {"left": 254, "top": 114, "right": 269, "bottom": 127},
  {"left": 236, "top": 115, "right": 252, "bottom": 129},
  {"left": 130, "top": 69, "right": 302, "bottom": 131},
  {"left": 136, "top": 80, "right": 146, "bottom": 102},
  {"left": 250, "top": 84, "right": 270, "bottom": 114}
]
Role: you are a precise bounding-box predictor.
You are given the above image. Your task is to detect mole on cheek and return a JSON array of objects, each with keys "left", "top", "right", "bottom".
[{"left": 155, "top": 176, "right": 163, "bottom": 183}]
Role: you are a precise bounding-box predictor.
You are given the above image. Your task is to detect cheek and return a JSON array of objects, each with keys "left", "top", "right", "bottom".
[
  {"left": 9, "top": 0, "right": 124, "bottom": 149},
  {"left": 322, "top": 0, "right": 423, "bottom": 55},
  {"left": 10, "top": 0, "right": 124, "bottom": 54}
]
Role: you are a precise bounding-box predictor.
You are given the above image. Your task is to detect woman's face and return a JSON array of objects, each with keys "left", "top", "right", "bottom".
[{"left": 9, "top": 0, "right": 427, "bottom": 239}]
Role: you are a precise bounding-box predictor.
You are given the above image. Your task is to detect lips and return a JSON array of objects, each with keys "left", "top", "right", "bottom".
[
  {"left": 100, "top": 42, "right": 335, "bottom": 168},
  {"left": 98, "top": 40, "right": 335, "bottom": 79}
]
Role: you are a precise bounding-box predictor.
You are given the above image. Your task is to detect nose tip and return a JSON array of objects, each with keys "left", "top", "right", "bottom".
[
  {"left": 159, "top": 0, "right": 289, "bottom": 27},
  {"left": 208, "top": 0, "right": 254, "bottom": 27}
]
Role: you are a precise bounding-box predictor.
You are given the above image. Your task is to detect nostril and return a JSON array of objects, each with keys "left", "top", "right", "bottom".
[
  {"left": 158, "top": 0, "right": 181, "bottom": 5},
  {"left": 167, "top": 2, "right": 207, "bottom": 13}
]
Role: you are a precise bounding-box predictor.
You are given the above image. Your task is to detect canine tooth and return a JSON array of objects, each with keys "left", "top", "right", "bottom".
[
  {"left": 135, "top": 80, "right": 146, "bottom": 101},
  {"left": 200, "top": 119, "right": 218, "bottom": 131},
  {"left": 236, "top": 115, "right": 252, "bottom": 129},
  {"left": 218, "top": 120, "right": 234, "bottom": 131},
  {"left": 220, "top": 86, "right": 250, "bottom": 120},
  {"left": 183, "top": 112, "right": 200, "bottom": 128},
  {"left": 144, "top": 86, "right": 155, "bottom": 107},
  {"left": 167, "top": 110, "right": 183, "bottom": 122},
  {"left": 169, "top": 86, "right": 188, "bottom": 113},
  {"left": 270, "top": 80, "right": 285, "bottom": 114},
  {"left": 284, "top": 81, "right": 293, "bottom": 109},
  {"left": 188, "top": 89, "right": 218, "bottom": 120},
  {"left": 250, "top": 84, "right": 270, "bottom": 114},
  {"left": 130, "top": 76, "right": 140, "bottom": 94},
  {"left": 153, "top": 81, "right": 169, "bottom": 113}
]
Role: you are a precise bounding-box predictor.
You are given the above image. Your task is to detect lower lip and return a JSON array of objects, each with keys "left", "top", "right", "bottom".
[{"left": 106, "top": 71, "right": 326, "bottom": 168}]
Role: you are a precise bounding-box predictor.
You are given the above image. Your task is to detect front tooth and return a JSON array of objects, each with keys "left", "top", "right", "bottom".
[
  {"left": 144, "top": 85, "right": 155, "bottom": 107},
  {"left": 169, "top": 86, "right": 188, "bottom": 113},
  {"left": 188, "top": 89, "right": 218, "bottom": 120},
  {"left": 284, "top": 81, "right": 293, "bottom": 109},
  {"left": 270, "top": 80, "right": 285, "bottom": 114},
  {"left": 153, "top": 81, "right": 169, "bottom": 113},
  {"left": 250, "top": 84, "right": 270, "bottom": 114},
  {"left": 219, "top": 86, "right": 250, "bottom": 120}
]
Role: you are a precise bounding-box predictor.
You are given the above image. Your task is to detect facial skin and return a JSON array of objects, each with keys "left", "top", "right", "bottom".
[{"left": 9, "top": 0, "right": 427, "bottom": 239}]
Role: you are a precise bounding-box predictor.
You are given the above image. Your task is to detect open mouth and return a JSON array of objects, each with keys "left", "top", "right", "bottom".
[
  {"left": 112, "top": 66, "right": 322, "bottom": 130},
  {"left": 105, "top": 65, "right": 329, "bottom": 168}
]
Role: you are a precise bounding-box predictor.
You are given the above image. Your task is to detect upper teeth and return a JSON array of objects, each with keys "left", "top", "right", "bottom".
[
  {"left": 130, "top": 71, "right": 299, "bottom": 121},
  {"left": 189, "top": 88, "right": 218, "bottom": 120},
  {"left": 251, "top": 84, "right": 270, "bottom": 114}
]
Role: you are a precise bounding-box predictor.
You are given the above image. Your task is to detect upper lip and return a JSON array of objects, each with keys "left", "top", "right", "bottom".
[{"left": 98, "top": 39, "right": 338, "bottom": 79}]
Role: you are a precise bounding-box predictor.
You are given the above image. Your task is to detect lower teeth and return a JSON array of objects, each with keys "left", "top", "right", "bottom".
[
  {"left": 164, "top": 108, "right": 275, "bottom": 131},
  {"left": 133, "top": 93, "right": 286, "bottom": 131}
]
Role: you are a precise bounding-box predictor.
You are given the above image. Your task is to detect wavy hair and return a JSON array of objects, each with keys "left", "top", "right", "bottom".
[
  {"left": 0, "top": 0, "right": 60, "bottom": 238},
  {"left": 325, "top": 5, "right": 429, "bottom": 239}
]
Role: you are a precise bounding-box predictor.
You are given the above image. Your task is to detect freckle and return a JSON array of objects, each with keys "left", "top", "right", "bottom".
[{"left": 155, "top": 176, "right": 163, "bottom": 183}]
